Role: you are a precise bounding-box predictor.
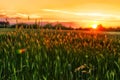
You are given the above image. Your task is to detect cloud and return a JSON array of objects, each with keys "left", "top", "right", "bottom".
[
  {"left": 42, "top": 9, "right": 120, "bottom": 17},
  {"left": 42, "top": 9, "right": 75, "bottom": 15},
  {"left": 42, "top": 9, "right": 107, "bottom": 17},
  {"left": 1, "top": 8, "right": 120, "bottom": 25},
  {"left": 0, "top": 14, "right": 7, "bottom": 18},
  {"left": 0, "top": 12, "right": 8, "bottom": 18},
  {"left": 0, "top": 9, "right": 41, "bottom": 19}
]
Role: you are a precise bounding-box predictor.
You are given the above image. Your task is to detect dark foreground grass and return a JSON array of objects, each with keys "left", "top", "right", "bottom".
[{"left": 0, "top": 29, "right": 120, "bottom": 80}]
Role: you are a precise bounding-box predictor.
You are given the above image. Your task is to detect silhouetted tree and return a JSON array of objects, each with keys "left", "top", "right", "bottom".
[
  {"left": 43, "top": 23, "right": 53, "bottom": 29},
  {"left": 97, "top": 24, "right": 105, "bottom": 31},
  {"left": 10, "top": 23, "right": 28, "bottom": 28},
  {"left": 0, "top": 21, "right": 9, "bottom": 28}
]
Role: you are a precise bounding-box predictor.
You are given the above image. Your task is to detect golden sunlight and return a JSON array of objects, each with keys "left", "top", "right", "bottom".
[
  {"left": 1, "top": 0, "right": 120, "bottom": 27},
  {"left": 92, "top": 24, "right": 97, "bottom": 29}
]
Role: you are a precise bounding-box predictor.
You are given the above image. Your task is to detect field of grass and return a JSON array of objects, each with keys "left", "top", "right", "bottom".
[{"left": 0, "top": 29, "right": 120, "bottom": 80}]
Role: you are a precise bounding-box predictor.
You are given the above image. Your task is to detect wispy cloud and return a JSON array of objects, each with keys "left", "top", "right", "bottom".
[
  {"left": 42, "top": 9, "right": 120, "bottom": 20},
  {"left": 0, "top": 14, "right": 7, "bottom": 18},
  {"left": 42, "top": 9, "right": 75, "bottom": 15},
  {"left": 42, "top": 9, "right": 106, "bottom": 17},
  {"left": 1, "top": 8, "right": 120, "bottom": 25}
]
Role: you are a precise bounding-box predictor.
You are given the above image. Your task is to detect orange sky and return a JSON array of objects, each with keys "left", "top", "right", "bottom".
[{"left": 0, "top": 0, "right": 120, "bottom": 27}]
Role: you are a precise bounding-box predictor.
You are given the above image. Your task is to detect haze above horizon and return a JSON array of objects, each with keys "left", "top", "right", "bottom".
[{"left": 0, "top": 0, "right": 120, "bottom": 28}]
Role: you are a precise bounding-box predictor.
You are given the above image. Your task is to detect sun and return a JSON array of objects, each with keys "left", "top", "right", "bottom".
[{"left": 92, "top": 24, "right": 98, "bottom": 29}]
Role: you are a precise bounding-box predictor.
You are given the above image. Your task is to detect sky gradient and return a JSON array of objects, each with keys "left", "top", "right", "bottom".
[{"left": 0, "top": 0, "right": 120, "bottom": 27}]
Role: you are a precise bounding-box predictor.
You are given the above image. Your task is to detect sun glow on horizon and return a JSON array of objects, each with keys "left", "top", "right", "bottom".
[
  {"left": 1, "top": 0, "right": 120, "bottom": 27},
  {"left": 1, "top": 9, "right": 120, "bottom": 27},
  {"left": 92, "top": 24, "right": 98, "bottom": 29}
]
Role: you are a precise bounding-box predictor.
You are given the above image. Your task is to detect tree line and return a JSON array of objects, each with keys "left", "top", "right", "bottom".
[{"left": 0, "top": 21, "right": 120, "bottom": 31}]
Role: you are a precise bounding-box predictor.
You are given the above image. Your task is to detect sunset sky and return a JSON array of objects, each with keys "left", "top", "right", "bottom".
[{"left": 0, "top": 0, "right": 120, "bottom": 28}]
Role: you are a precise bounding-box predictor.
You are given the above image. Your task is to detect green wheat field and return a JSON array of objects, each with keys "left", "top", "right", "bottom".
[{"left": 0, "top": 29, "right": 120, "bottom": 80}]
